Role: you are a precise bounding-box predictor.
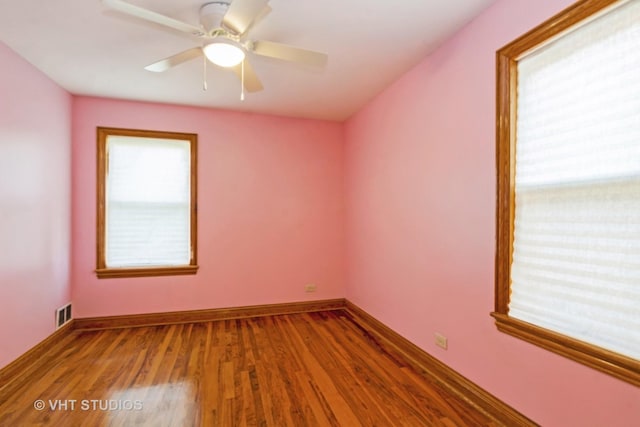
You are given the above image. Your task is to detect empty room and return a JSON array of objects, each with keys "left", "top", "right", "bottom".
[{"left": 0, "top": 0, "right": 638, "bottom": 425}]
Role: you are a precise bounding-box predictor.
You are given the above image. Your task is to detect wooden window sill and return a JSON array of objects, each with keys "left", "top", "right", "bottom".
[
  {"left": 96, "top": 265, "right": 199, "bottom": 279},
  {"left": 491, "top": 313, "right": 640, "bottom": 387}
]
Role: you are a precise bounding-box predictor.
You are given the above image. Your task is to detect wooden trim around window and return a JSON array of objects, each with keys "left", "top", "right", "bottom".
[
  {"left": 96, "top": 127, "right": 198, "bottom": 279},
  {"left": 494, "top": 48, "right": 517, "bottom": 313},
  {"left": 493, "top": 0, "right": 640, "bottom": 387},
  {"left": 95, "top": 265, "right": 199, "bottom": 279},
  {"left": 492, "top": 314, "right": 640, "bottom": 387}
]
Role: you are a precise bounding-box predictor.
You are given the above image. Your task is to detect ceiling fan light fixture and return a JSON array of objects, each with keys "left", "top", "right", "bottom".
[{"left": 203, "top": 40, "right": 245, "bottom": 67}]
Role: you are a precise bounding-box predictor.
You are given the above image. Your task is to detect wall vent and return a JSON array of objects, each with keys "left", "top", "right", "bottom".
[{"left": 56, "top": 303, "right": 72, "bottom": 329}]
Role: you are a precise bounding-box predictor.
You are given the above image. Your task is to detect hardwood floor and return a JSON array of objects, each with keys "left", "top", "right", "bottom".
[{"left": 0, "top": 310, "right": 500, "bottom": 426}]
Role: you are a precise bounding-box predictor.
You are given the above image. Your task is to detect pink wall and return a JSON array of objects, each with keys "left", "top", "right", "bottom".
[
  {"left": 3, "top": 0, "right": 638, "bottom": 422},
  {"left": 0, "top": 43, "right": 72, "bottom": 369},
  {"left": 71, "top": 97, "right": 345, "bottom": 317},
  {"left": 344, "top": 0, "right": 640, "bottom": 426}
]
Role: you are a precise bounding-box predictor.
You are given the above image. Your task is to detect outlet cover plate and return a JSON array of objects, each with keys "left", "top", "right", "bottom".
[{"left": 435, "top": 333, "right": 448, "bottom": 350}]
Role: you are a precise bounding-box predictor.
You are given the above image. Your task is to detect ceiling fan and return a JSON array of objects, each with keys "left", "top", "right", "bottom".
[{"left": 102, "top": 0, "right": 328, "bottom": 94}]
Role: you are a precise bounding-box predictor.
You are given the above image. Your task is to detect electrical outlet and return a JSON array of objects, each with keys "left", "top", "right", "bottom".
[
  {"left": 435, "top": 333, "right": 448, "bottom": 350},
  {"left": 304, "top": 283, "right": 317, "bottom": 293}
]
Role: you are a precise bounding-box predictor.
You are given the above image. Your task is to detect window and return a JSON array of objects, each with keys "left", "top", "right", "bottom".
[
  {"left": 96, "top": 127, "right": 198, "bottom": 278},
  {"left": 494, "top": 0, "right": 639, "bottom": 386}
]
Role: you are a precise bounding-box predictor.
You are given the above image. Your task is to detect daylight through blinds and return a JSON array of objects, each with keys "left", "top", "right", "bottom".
[
  {"left": 106, "top": 136, "right": 191, "bottom": 267},
  {"left": 509, "top": 0, "right": 640, "bottom": 360}
]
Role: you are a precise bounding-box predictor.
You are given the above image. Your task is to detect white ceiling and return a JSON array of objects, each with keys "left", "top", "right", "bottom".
[{"left": 0, "top": 0, "right": 495, "bottom": 121}]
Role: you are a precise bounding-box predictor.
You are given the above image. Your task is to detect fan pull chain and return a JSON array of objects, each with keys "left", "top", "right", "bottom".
[
  {"left": 203, "top": 53, "right": 208, "bottom": 91},
  {"left": 240, "top": 59, "right": 245, "bottom": 101}
]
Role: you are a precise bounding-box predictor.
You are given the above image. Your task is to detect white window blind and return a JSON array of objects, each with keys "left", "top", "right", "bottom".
[
  {"left": 510, "top": 0, "right": 640, "bottom": 360},
  {"left": 105, "top": 136, "right": 191, "bottom": 268}
]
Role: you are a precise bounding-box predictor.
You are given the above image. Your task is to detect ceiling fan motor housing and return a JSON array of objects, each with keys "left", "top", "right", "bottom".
[{"left": 200, "top": 1, "right": 231, "bottom": 32}]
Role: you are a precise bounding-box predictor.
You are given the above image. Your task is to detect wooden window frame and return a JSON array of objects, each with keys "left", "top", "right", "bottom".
[
  {"left": 493, "top": 0, "right": 640, "bottom": 386},
  {"left": 96, "top": 127, "right": 198, "bottom": 279}
]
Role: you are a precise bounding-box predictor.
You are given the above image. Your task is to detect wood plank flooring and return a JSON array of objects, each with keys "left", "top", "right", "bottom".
[{"left": 0, "top": 310, "right": 498, "bottom": 426}]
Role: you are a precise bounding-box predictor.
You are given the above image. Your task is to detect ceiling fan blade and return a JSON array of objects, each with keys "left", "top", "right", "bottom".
[
  {"left": 231, "top": 60, "right": 263, "bottom": 92},
  {"left": 251, "top": 5, "right": 272, "bottom": 28},
  {"left": 144, "top": 47, "right": 203, "bottom": 72},
  {"left": 222, "top": 0, "right": 269, "bottom": 35},
  {"left": 102, "top": 0, "right": 203, "bottom": 36},
  {"left": 251, "top": 40, "right": 327, "bottom": 67}
]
